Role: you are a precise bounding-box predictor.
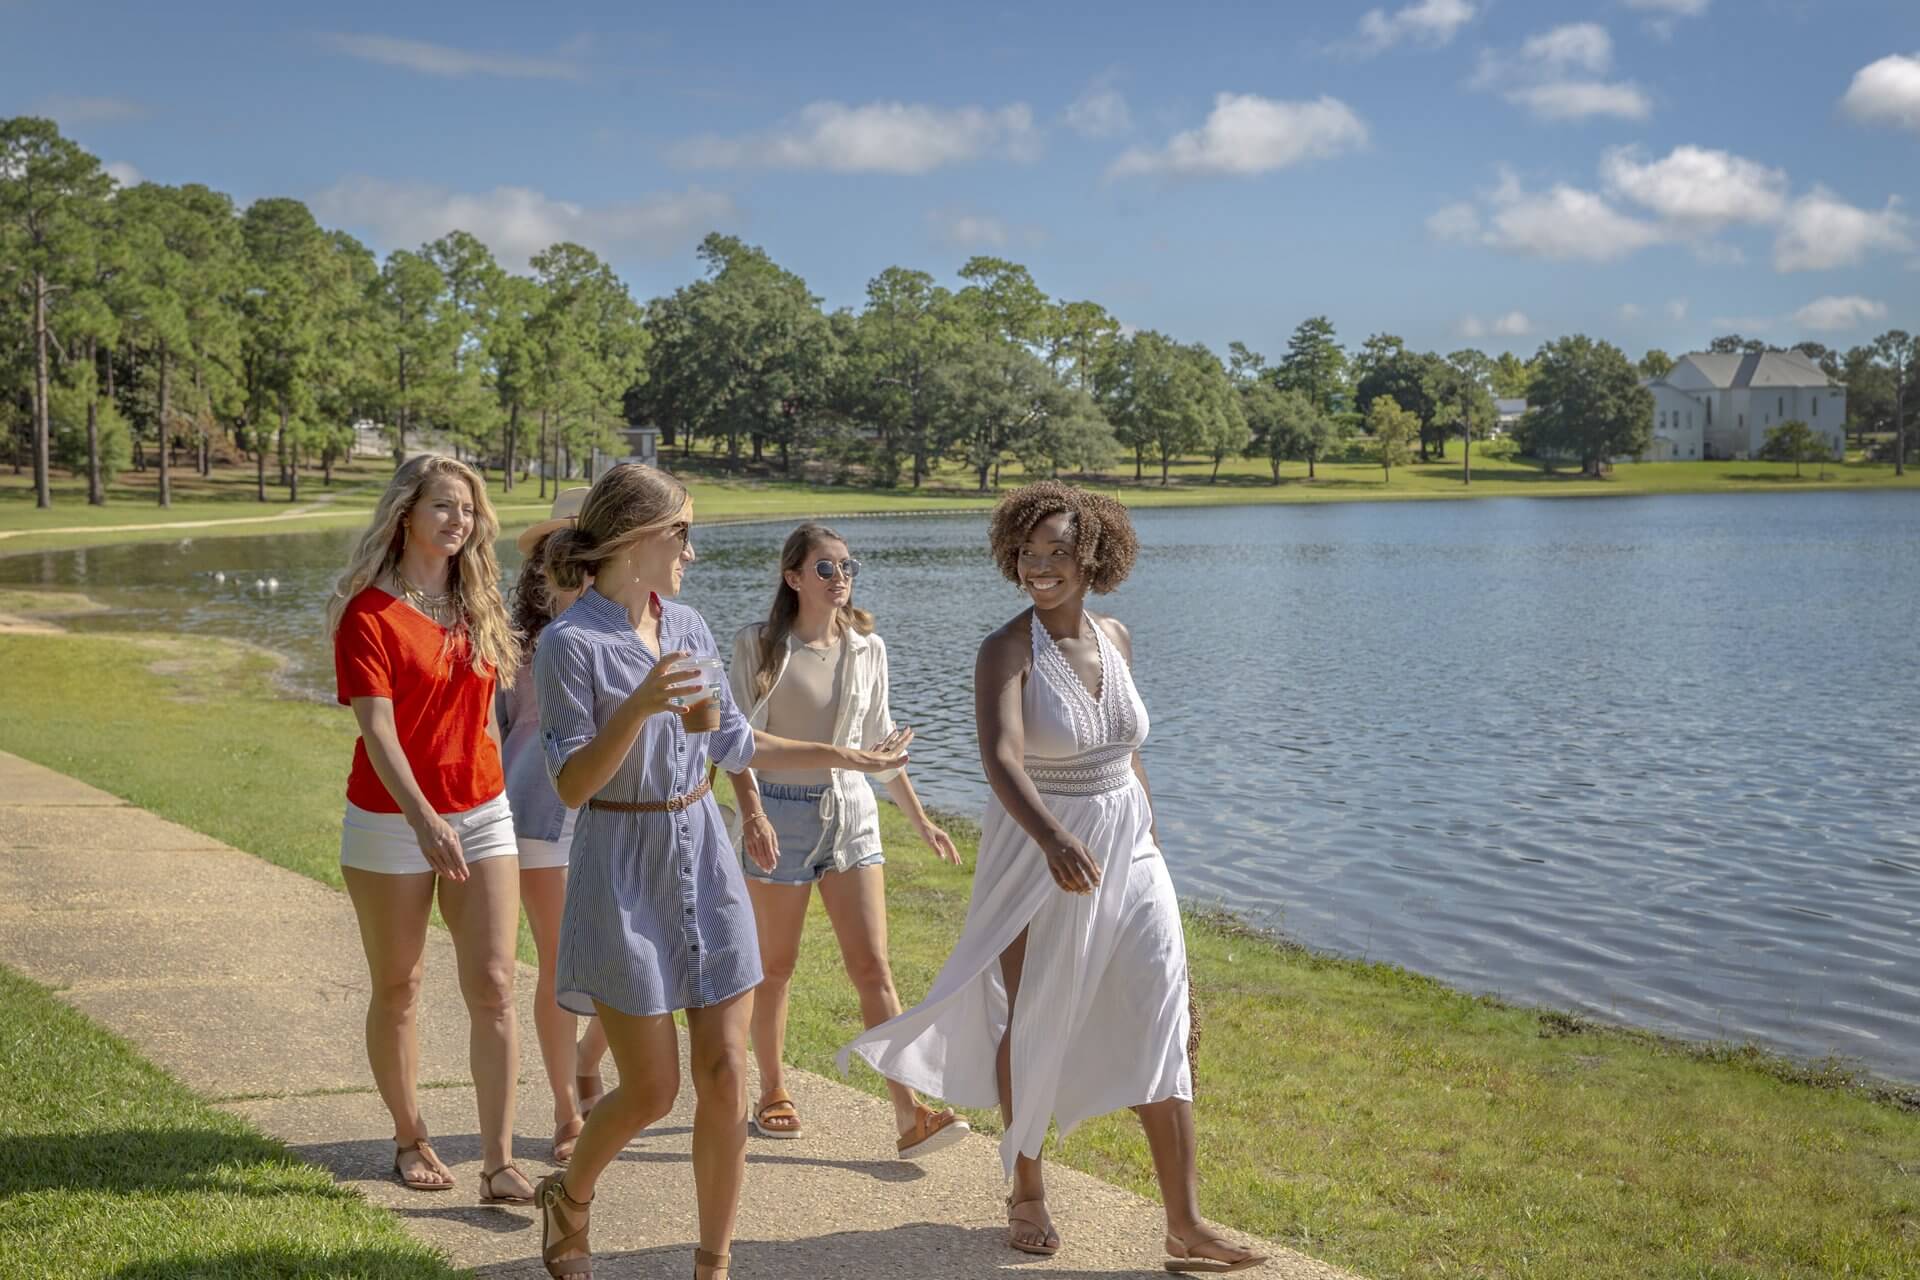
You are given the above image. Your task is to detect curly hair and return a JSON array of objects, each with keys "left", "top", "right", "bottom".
[
  {"left": 512, "top": 533, "right": 558, "bottom": 654},
  {"left": 987, "top": 480, "right": 1139, "bottom": 595}
]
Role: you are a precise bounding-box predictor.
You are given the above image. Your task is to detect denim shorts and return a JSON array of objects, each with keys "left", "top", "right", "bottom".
[{"left": 745, "top": 781, "right": 884, "bottom": 885}]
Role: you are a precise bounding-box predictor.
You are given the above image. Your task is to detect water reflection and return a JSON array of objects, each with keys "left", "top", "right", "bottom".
[{"left": 5, "top": 492, "right": 1919, "bottom": 1081}]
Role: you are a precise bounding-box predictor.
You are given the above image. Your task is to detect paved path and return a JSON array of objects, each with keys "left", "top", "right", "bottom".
[{"left": 0, "top": 750, "right": 1358, "bottom": 1279}]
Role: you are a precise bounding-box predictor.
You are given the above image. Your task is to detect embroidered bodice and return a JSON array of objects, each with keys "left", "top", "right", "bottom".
[{"left": 1022, "top": 612, "right": 1149, "bottom": 796}]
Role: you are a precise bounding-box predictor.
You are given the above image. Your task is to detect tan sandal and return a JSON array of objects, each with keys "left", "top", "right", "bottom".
[
  {"left": 391, "top": 1138, "right": 454, "bottom": 1192},
  {"left": 694, "top": 1247, "right": 729, "bottom": 1278},
  {"left": 896, "top": 1102, "right": 969, "bottom": 1160},
  {"left": 552, "top": 1116, "right": 585, "bottom": 1165},
  {"left": 750, "top": 1088, "right": 801, "bottom": 1139},
  {"left": 480, "top": 1163, "right": 536, "bottom": 1205},
  {"left": 536, "top": 1172, "right": 593, "bottom": 1277},
  {"left": 1006, "top": 1195, "right": 1060, "bottom": 1256},
  {"left": 1163, "top": 1229, "right": 1268, "bottom": 1273}
]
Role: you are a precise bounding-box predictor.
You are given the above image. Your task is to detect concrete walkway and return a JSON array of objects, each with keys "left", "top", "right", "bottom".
[{"left": 0, "top": 750, "right": 1358, "bottom": 1279}]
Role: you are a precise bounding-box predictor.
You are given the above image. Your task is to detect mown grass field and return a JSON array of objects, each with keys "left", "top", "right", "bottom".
[
  {"left": 5, "top": 448, "right": 1915, "bottom": 557},
  {"left": 2, "top": 613, "right": 1916, "bottom": 1279}
]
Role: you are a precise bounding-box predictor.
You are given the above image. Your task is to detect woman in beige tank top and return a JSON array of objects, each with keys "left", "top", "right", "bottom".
[{"left": 726, "top": 523, "right": 970, "bottom": 1160}]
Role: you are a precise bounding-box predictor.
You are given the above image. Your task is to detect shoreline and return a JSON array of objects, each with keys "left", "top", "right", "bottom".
[{"left": 5, "top": 584, "right": 1914, "bottom": 1102}]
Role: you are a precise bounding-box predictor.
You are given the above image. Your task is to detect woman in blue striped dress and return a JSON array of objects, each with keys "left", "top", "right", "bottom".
[{"left": 528, "top": 463, "right": 909, "bottom": 1280}]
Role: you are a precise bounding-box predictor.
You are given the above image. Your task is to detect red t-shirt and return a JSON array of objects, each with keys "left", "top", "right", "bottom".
[{"left": 334, "top": 587, "right": 503, "bottom": 814}]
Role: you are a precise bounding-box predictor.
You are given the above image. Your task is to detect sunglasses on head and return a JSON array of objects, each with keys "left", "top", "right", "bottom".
[{"left": 812, "top": 557, "right": 861, "bottom": 581}]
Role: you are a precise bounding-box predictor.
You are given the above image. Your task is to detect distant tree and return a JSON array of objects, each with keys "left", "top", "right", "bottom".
[
  {"left": 955, "top": 256, "right": 1048, "bottom": 349},
  {"left": 1353, "top": 333, "right": 1444, "bottom": 456},
  {"left": 1491, "top": 350, "right": 1535, "bottom": 400},
  {"left": 1638, "top": 349, "right": 1675, "bottom": 381},
  {"left": 1437, "top": 348, "right": 1496, "bottom": 485},
  {"left": 1791, "top": 340, "right": 1842, "bottom": 380},
  {"left": 1524, "top": 335, "right": 1653, "bottom": 476},
  {"left": 1840, "top": 342, "right": 1895, "bottom": 452},
  {"left": 1870, "top": 330, "right": 1918, "bottom": 476},
  {"left": 1190, "top": 343, "right": 1248, "bottom": 482},
  {"left": 1759, "top": 419, "right": 1831, "bottom": 477},
  {"left": 1247, "top": 384, "right": 1335, "bottom": 482},
  {"left": 1709, "top": 334, "right": 1775, "bottom": 355},
  {"left": 1366, "top": 394, "right": 1416, "bottom": 481},
  {"left": 1276, "top": 315, "right": 1346, "bottom": 415}
]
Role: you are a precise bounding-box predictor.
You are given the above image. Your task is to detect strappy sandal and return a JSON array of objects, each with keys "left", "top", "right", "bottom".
[
  {"left": 392, "top": 1138, "right": 454, "bottom": 1192},
  {"left": 577, "top": 1073, "right": 605, "bottom": 1117},
  {"left": 1163, "top": 1229, "right": 1268, "bottom": 1274},
  {"left": 750, "top": 1088, "right": 801, "bottom": 1139},
  {"left": 1006, "top": 1195, "right": 1060, "bottom": 1256},
  {"left": 896, "top": 1102, "right": 969, "bottom": 1160},
  {"left": 536, "top": 1172, "right": 594, "bottom": 1277},
  {"left": 552, "top": 1116, "right": 585, "bottom": 1165},
  {"left": 480, "top": 1163, "right": 536, "bottom": 1205},
  {"left": 694, "top": 1247, "right": 729, "bottom": 1278}
]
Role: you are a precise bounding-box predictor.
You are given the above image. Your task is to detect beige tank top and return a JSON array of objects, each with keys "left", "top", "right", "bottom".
[{"left": 757, "top": 632, "right": 844, "bottom": 786}]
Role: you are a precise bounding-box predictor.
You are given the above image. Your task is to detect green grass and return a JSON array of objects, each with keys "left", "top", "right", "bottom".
[
  {"left": 0, "top": 964, "right": 457, "bottom": 1279},
  {"left": 6, "top": 450, "right": 1915, "bottom": 558},
  {"left": 2, "top": 622, "right": 1919, "bottom": 1278}
]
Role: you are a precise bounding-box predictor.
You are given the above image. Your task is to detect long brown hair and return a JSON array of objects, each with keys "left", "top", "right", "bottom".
[
  {"left": 326, "top": 454, "right": 520, "bottom": 684},
  {"left": 545, "top": 463, "right": 688, "bottom": 592},
  {"left": 511, "top": 533, "right": 559, "bottom": 655},
  {"left": 752, "top": 522, "right": 875, "bottom": 702}
]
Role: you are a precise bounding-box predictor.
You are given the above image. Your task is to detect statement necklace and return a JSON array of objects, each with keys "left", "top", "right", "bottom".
[{"left": 395, "top": 572, "right": 463, "bottom": 626}]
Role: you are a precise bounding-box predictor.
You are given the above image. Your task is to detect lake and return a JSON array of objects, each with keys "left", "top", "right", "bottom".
[{"left": 6, "top": 491, "right": 1918, "bottom": 1081}]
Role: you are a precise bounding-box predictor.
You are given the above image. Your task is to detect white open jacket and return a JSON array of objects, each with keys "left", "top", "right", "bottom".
[{"left": 726, "top": 621, "right": 903, "bottom": 871}]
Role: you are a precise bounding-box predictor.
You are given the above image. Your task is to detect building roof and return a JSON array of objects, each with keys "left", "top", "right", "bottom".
[
  {"left": 1674, "top": 350, "right": 1838, "bottom": 389},
  {"left": 1494, "top": 398, "right": 1527, "bottom": 416}
]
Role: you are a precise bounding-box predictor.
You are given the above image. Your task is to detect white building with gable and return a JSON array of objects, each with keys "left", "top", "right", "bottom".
[{"left": 1641, "top": 350, "right": 1845, "bottom": 461}]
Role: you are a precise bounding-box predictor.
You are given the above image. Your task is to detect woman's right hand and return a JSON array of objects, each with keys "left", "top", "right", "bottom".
[
  {"left": 839, "top": 725, "right": 914, "bottom": 774},
  {"left": 1041, "top": 831, "right": 1101, "bottom": 895},
  {"left": 625, "top": 650, "right": 703, "bottom": 720},
  {"left": 410, "top": 811, "right": 468, "bottom": 882}
]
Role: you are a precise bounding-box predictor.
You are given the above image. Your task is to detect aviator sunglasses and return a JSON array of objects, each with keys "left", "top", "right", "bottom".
[{"left": 811, "top": 557, "right": 862, "bottom": 581}]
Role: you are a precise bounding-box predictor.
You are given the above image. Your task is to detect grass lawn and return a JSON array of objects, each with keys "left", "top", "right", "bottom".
[
  {"left": 2, "top": 615, "right": 1917, "bottom": 1278},
  {"left": 0, "top": 964, "right": 456, "bottom": 1279},
  {"left": 5, "top": 449, "right": 1915, "bottom": 558}
]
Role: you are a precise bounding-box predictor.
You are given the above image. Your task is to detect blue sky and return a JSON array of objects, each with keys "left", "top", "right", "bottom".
[{"left": 5, "top": 0, "right": 1917, "bottom": 360}]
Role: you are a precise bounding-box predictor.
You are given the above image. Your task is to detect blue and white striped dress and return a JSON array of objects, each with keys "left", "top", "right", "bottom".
[{"left": 534, "top": 587, "right": 760, "bottom": 1017}]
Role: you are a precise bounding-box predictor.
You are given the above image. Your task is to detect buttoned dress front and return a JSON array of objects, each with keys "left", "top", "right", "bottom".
[{"left": 534, "top": 588, "right": 760, "bottom": 1018}]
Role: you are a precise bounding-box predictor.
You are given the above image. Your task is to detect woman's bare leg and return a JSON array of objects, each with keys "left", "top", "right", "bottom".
[
  {"left": 520, "top": 864, "right": 583, "bottom": 1134},
  {"left": 343, "top": 867, "right": 450, "bottom": 1188},
  {"left": 996, "top": 927, "right": 1057, "bottom": 1251},
  {"left": 437, "top": 855, "right": 529, "bottom": 1194},
  {"left": 744, "top": 876, "right": 811, "bottom": 1130},
  {"left": 817, "top": 864, "right": 920, "bottom": 1130},
  {"left": 685, "top": 990, "right": 755, "bottom": 1277}
]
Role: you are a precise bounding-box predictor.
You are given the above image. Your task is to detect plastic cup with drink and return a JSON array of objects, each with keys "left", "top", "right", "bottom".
[{"left": 668, "top": 655, "right": 727, "bottom": 733}]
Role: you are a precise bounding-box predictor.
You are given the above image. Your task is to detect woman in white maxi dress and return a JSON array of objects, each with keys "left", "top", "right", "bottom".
[{"left": 841, "top": 484, "right": 1266, "bottom": 1274}]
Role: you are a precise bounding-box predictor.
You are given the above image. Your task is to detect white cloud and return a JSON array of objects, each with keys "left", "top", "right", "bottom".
[
  {"left": 1792, "top": 295, "right": 1888, "bottom": 332},
  {"left": 310, "top": 177, "right": 734, "bottom": 269},
  {"left": 1773, "top": 188, "right": 1914, "bottom": 272},
  {"left": 1435, "top": 169, "right": 1668, "bottom": 261},
  {"left": 1107, "top": 93, "right": 1367, "bottom": 179},
  {"left": 317, "top": 33, "right": 584, "bottom": 81},
  {"left": 1065, "top": 87, "right": 1131, "bottom": 138},
  {"left": 1493, "top": 310, "right": 1533, "bottom": 336},
  {"left": 1619, "top": 303, "right": 1643, "bottom": 322},
  {"left": 1624, "top": 0, "right": 1709, "bottom": 14},
  {"left": 1457, "top": 314, "right": 1487, "bottom": 338},
  {"left": 1600, "top": 144, "right": 1788, "bottom": 229},
  {"left": 33, "top": 95, "right": 147, "bottom": 124},
  {"left": 104, "top": 161, "right": 142, "bottom": 187},
  {"left": 676, "top": 101, "right": 1038, "bottom": 174},
  {"left": 1357, "top": 0, "right": 1476, "bottom": 52},
  {"left": 1506, "top": 82, "right": 1651, "bottom": 121},
  {"left": 1666, "top": 298, "right": 1690, "bottom": 322},
  {"left": 924, "top": 208, "right": 1045, "bottom": 250},
  {"left": 1841, "top": 53, "right": 1920, "bottom": 135},
  {"left": 1519, "top": 23, "right": 1613, "bottom": 74}
]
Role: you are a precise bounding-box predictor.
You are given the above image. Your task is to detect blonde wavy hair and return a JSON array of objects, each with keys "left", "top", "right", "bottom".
[
  {"left": 325, "top": 454, "right": 521, "bottom": 685},
  {"left": 545, "top": 463, "right": 689, "bottom": 593}
]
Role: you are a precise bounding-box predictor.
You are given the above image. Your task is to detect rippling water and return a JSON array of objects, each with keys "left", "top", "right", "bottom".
[{"left": 6, "top": 492, "right": 1918, "bottom": 1080}]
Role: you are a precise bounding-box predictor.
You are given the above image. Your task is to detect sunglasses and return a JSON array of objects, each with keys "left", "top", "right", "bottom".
[{"left": 812, "top": 557, "right": 862, "bottom": 581}]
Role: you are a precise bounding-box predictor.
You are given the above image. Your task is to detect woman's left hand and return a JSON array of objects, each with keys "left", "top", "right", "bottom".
[
  {"left": 919, "top": 821, "right": 961, "bottom": 866},
  {"left": 742, "top": 813, "right": 780, "bottom": 873},
  {"left": 839, "top": 725, "right": 913, "bottom": 774}
]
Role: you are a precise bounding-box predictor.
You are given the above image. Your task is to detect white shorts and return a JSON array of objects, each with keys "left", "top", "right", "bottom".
[
  {"left": 340, "top": 793, "right": 517, "bottom": 876},
  {"left": 516, "top": 809, "right": 579, "bottom": 871}
]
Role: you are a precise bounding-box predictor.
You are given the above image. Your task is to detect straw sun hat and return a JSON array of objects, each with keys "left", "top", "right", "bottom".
[{"left": 516, "top": 487, "right": 591, "bottom": 556}]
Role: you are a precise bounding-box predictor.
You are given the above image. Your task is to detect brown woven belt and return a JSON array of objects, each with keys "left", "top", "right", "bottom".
[{"left": 587, "top": 767, "right": 714, "bottom": 814}]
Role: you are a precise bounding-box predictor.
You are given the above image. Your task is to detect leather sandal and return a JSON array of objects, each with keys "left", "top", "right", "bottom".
[
  {"left": 694, "top": 1246, "right": 729, "bottom": 1278},
  {"left": 896, "top": 1102, "right": 969, "bottom": 1160},
  {"left": 552, "top": 1116, "right": 585, "bottom": 1165},
  {"left": 1163, "top": 1229, "right": 1268, "bottom": 1274},
  {"left": 480, "top": 1163, "right": 536, "bottom": 1205},
  {"left": 392, "top": 1138, "right": 454, "bottom": 1192},
  {"left": 1006, "top": 1195, "right": 1060, "bottom": 1256},
  {"left": 536, "top": 1172, "right": 594, "bottom": 1277},
  {"left": 750, "top": 1088, "right": 801, "bottom": 1139}
]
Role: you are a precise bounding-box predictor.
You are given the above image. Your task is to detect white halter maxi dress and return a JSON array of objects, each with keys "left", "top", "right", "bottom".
[{"left": 840, "top": 613, "right": 1192, "bottom": 1174}]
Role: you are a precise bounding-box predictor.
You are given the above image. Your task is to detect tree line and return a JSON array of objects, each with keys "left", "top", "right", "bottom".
[{"left": 6, "top": 116, "right": 1917, "bottom": 509}]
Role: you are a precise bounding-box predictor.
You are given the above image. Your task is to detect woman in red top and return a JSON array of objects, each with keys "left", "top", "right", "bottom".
[{"left": 328, "top": 453, "right": 533, "bottom": 1204}]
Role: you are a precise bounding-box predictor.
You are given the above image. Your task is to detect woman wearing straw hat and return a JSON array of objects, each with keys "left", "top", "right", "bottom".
[{"left": 499, "top": 487, "right": 610, "bottom": 1163}]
